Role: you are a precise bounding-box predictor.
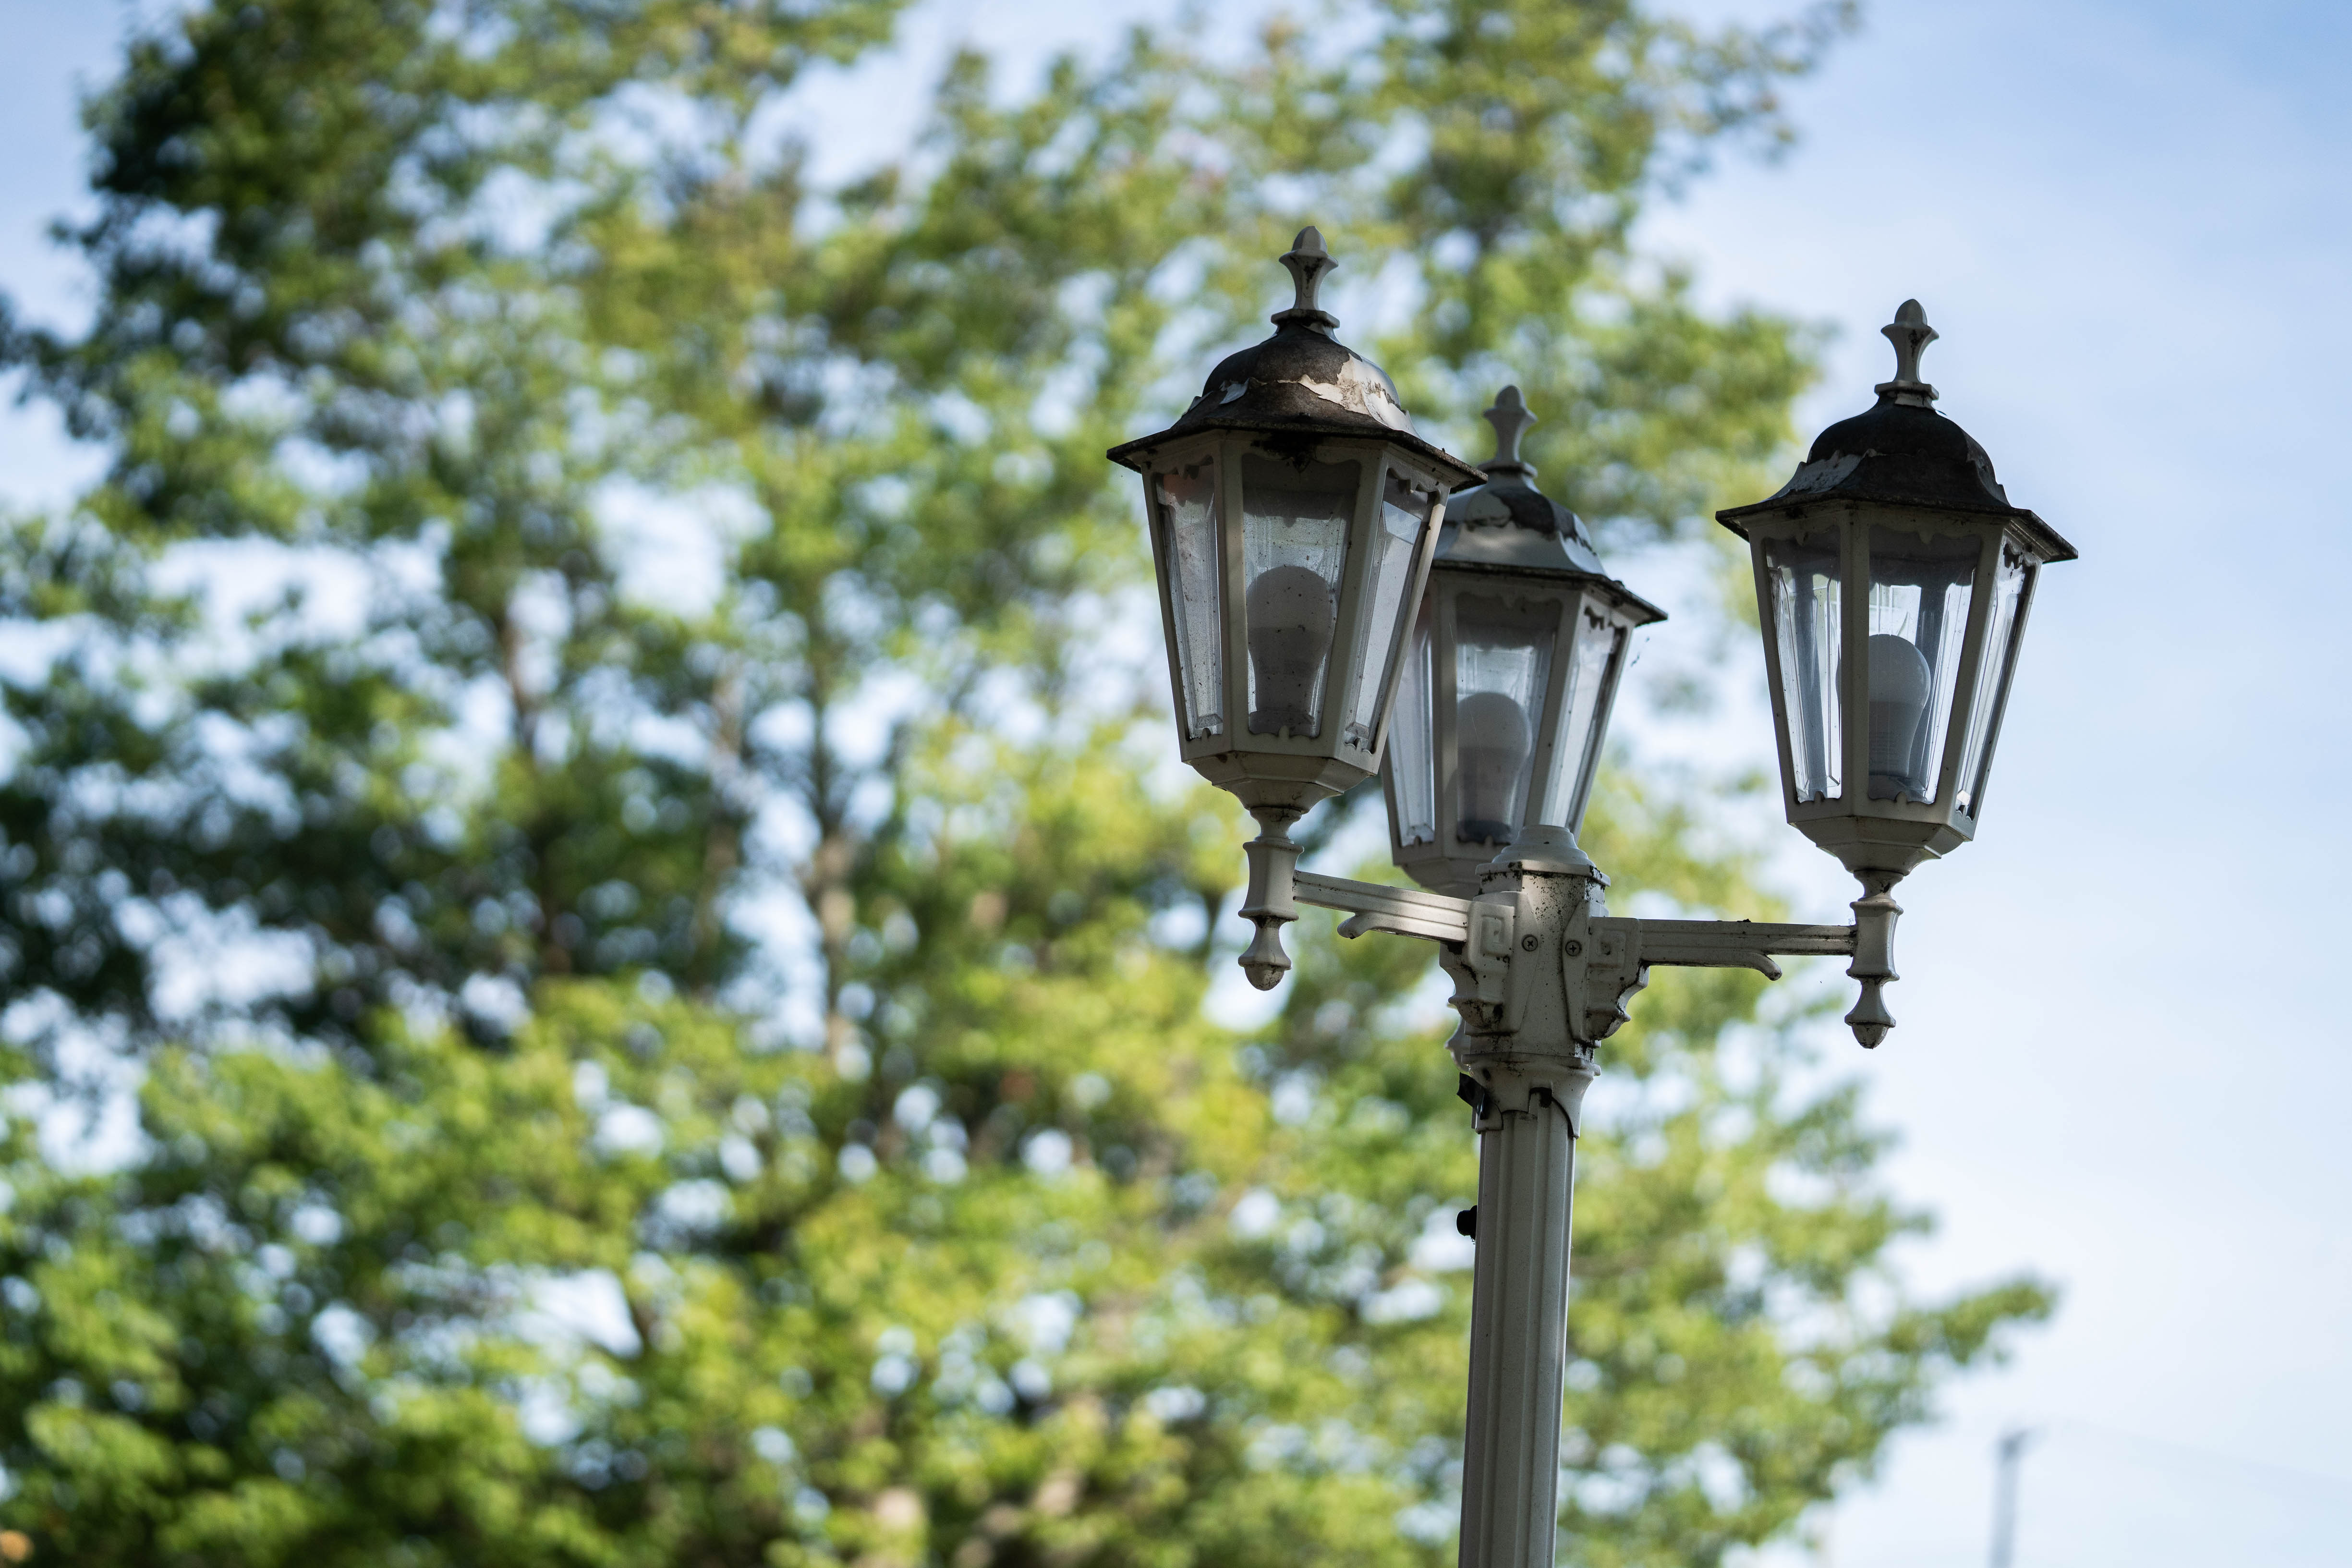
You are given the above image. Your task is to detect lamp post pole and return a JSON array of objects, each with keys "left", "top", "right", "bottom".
[
  {"left": 1110, "top": 232, "right": 2072, "bottom": 1568},
  {"left": 1453, "top": 863, "right": 1593, "bottom": 1568},
  {"left": 1457, "top": 1052, "right": 1589, "bottom": 1568}
]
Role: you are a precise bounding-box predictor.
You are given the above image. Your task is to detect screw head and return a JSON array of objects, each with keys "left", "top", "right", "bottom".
[
  {"left": 1564, "top": 939, "right": 1583, "bottom": 956},
  {"left": 1520, "top": 934, "right": 1540, "bottom": 952}
]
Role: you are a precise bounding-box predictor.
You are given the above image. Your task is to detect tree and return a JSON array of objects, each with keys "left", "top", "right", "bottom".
[{"left": 0, "top": 1, "right": 2049, "bottom": 1564}]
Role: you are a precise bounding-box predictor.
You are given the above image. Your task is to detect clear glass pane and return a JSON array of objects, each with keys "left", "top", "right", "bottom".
[
  {"left": 1241, "top": 453, "right": 1357, "bottom": 738},
  {"left": 1342, "top": 469, "right": 1435, "bottom": 748},
  {"left": 1865, "top": 526, "right": 1979, "bottom": 803},
  {"left": 1152, "top": 456, "right": 1223, "bottom": 740},
  {"left": 1539, "top": 600, "right": 1625, "bottom": 832},
  {"left": 1454, "top": 594, "right": 1557, "bottom": 845},
  {"left": 1386, "top": 605, "right": 1436, "bottom": 847},
  {"left": 1955, "top": 540, "right": 2033, "bottom": 817},
  {"left": 1765, "top": 530, "right": 1844, "bottom": 802}
]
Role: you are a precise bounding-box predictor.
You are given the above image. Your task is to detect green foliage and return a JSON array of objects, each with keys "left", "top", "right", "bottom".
[{"left": 0, "top": 0, "right": 2049, "bottom": 1564}]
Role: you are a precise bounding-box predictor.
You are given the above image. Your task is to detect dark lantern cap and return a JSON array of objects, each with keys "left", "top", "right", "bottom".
[
  {"left": 1717, "top": 301, "right": 2077, "bottom": 562},
  {"left": 1107, "top": 229, "right": 1483, "bottom": 487},
  {"left": 1437, "top": 386, "right": 1665, "bottom": 623}
]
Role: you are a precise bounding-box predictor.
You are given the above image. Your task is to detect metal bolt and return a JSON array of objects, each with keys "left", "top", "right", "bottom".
[
  {"left": 1520, "top": 934, "right": 1540, "bottom": 952},
  {"left": 1564, "top": 939, "right": 1583, "bottom": 956}
]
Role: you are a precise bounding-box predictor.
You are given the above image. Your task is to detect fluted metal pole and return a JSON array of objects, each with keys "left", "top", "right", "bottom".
[{"left": 1456, "top": 1059, "right": 1595, "bottom": 1568}]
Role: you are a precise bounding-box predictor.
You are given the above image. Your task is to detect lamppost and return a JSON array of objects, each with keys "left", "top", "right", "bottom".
[
  {"left": 1108, "top": 233, "right": 2074, "bottom": 1568},
  {"left": 1380, "top": 385, "right": 1666, "bottom": 899}
]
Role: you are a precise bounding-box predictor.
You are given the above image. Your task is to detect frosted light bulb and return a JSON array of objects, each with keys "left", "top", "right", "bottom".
[
  {"left": 1246, "top": 563, "right": 1335, "bottom": 735},
  {"left": 1866, "top": 632, "right": 1932, "bottom": 800},
  {"left": 1456, "top": 690, "right": 1531, "bottom": 844}
]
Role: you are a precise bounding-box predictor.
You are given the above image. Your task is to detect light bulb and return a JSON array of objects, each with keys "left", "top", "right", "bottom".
[
  {"left": 1866, "top": 632, "right": 1932, "bottom": 800},
  {"left": 1246, "top": 563, "right": 1335, "bottom": 734},
  {"left": 1455, "top": 690, "right": 1530, "bottom": 844}
]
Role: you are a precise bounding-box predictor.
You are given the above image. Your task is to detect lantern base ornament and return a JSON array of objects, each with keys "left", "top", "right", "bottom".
[
  {"left": 1845, "top": 871, "right": 1903, "bottom": 1046},
  {"left": 1237, "top": 807, "right": 1305, "bottom": 990}
]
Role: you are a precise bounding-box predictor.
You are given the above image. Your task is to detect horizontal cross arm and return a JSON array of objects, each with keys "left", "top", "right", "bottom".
[
  {"left": 1293, "top": 871, "right": 1475, "bottom": 945},
  {"left": 1596, "top": 917, "right": 1855, "bottom": 981}
]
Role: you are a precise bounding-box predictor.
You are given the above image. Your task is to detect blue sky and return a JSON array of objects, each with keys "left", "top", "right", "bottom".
[{"left": 3, "top": 1, "right": 2348, "bottom": 1564}]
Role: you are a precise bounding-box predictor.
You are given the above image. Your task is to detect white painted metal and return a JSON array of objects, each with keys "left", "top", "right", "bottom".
[
  {"left": 1294, "top": 869, "right": 1472, "bottom": 944},
  {"left": 1457, "top": 1062, "right": 1593, "bottom": 1568},
  {"left": 1125, "top": 274, "right": 2064, "bottom": 1568}
]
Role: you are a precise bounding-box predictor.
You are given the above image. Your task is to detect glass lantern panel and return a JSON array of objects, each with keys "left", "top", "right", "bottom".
[
  {"left": 1341, "top": 469, "right": 1436, "bottom": 749},
  {"left": 1538, "top": 600, "right": 1626, "bottom": 833},
  {"left": 1865, "top": 526, "right": 1979, "bottom": 803},
  {"left": 1152, "top": 456, "right": 1223, "bottom": 740},
  {"left": 1240, "top": 453, "right": 1358, "bottom": 737},
  {"left": 1764, "top": 530, "right": 1844, "bottom": 802},
  {"left": 1387, "top": 605, "right": 1437, "bottom": 847},
  {"left": 1453, "top": 594, "right": 1557, "bottom": 845},
  {"left": 1953, "top": 540, "right": 2033, "bottom": 818}
]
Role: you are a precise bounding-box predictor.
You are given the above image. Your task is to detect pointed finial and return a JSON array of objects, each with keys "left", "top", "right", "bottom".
[
  {"left": 1481, "top": 386, "right": 1537, "bottom": 480},
  {"left": 1876, "top": 299, "right": 1939, "bottom": 406},
  {"left": 1272, "top": 227, "right": 1340, "bottom": 336}
]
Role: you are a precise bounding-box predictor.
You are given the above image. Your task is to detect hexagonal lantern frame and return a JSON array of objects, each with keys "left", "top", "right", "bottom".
[
  {"left": 1109, "top": 229, "right": 1485, "bottom": 820},
  {"left": 1108, "top": 230, "right": 1485, "bottom": 986},
  {"left": 1382, "top": 388, "right": 1665, "bottom": 898},
  {"left": 1718, "top": 301, "right": 2077, "bottom": 884}
]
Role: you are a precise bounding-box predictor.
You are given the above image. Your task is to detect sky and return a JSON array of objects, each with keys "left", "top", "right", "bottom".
[{"left": 2, "top": 1, "right": 2349, "bottom": 1565}]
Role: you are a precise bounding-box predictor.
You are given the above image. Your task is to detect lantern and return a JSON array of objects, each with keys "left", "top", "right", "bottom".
[
  {"left": 1108, "top": 229, "right": 1485, "bottom": 812},
  {"left": 1381, "top": 388, "right": 1665, "bottom": 896},
  {"left": 1718, "top": 301, "right": 2077, "bottom": 881},
  {"left": 1107, "top": 228, "right": 1484, "bottom": 985}
]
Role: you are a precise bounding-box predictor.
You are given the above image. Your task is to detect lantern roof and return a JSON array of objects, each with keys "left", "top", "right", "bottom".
[
  {"left": 1436, "top": 387, "right": 1667, "bottom": 624},
  {"left": 1718, "top": 301, "right": 2077, "bottom": 561},
  {"left": 1107, "top": 229, "right": 1484, "bottom": 487}
]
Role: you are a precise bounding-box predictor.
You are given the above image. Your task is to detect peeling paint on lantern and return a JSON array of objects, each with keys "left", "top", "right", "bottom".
[
  {"left": 1771, "top": 451, "right": 1864, "bottom": 498},
  {"left": 1286, "top": 356, "right": 1414, "bottom": 431}
]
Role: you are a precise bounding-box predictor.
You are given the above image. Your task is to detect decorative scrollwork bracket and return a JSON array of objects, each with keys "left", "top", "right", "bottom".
[{"left": 1276, "top": 827, "right": 1901, "bottom": 1052}]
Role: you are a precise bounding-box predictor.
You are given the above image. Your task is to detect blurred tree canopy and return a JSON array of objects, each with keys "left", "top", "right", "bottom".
[{"left": 0, "top": 0, "right": 2049, "bottom": 1564}]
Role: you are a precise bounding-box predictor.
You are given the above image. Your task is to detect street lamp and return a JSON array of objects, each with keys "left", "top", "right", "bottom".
[
  {"left": 1382, "top": 387, "right": 1665, "bottom": 897},
  {"left": 1717, "top": 300, "right": 2077, "bottom": 1042},
  {"left": 1111, "top": 249, "right": 2074, "bottom": 1568},
  {"left": 1107, "top": 227, "right": 1487, "bottom": 989}
]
